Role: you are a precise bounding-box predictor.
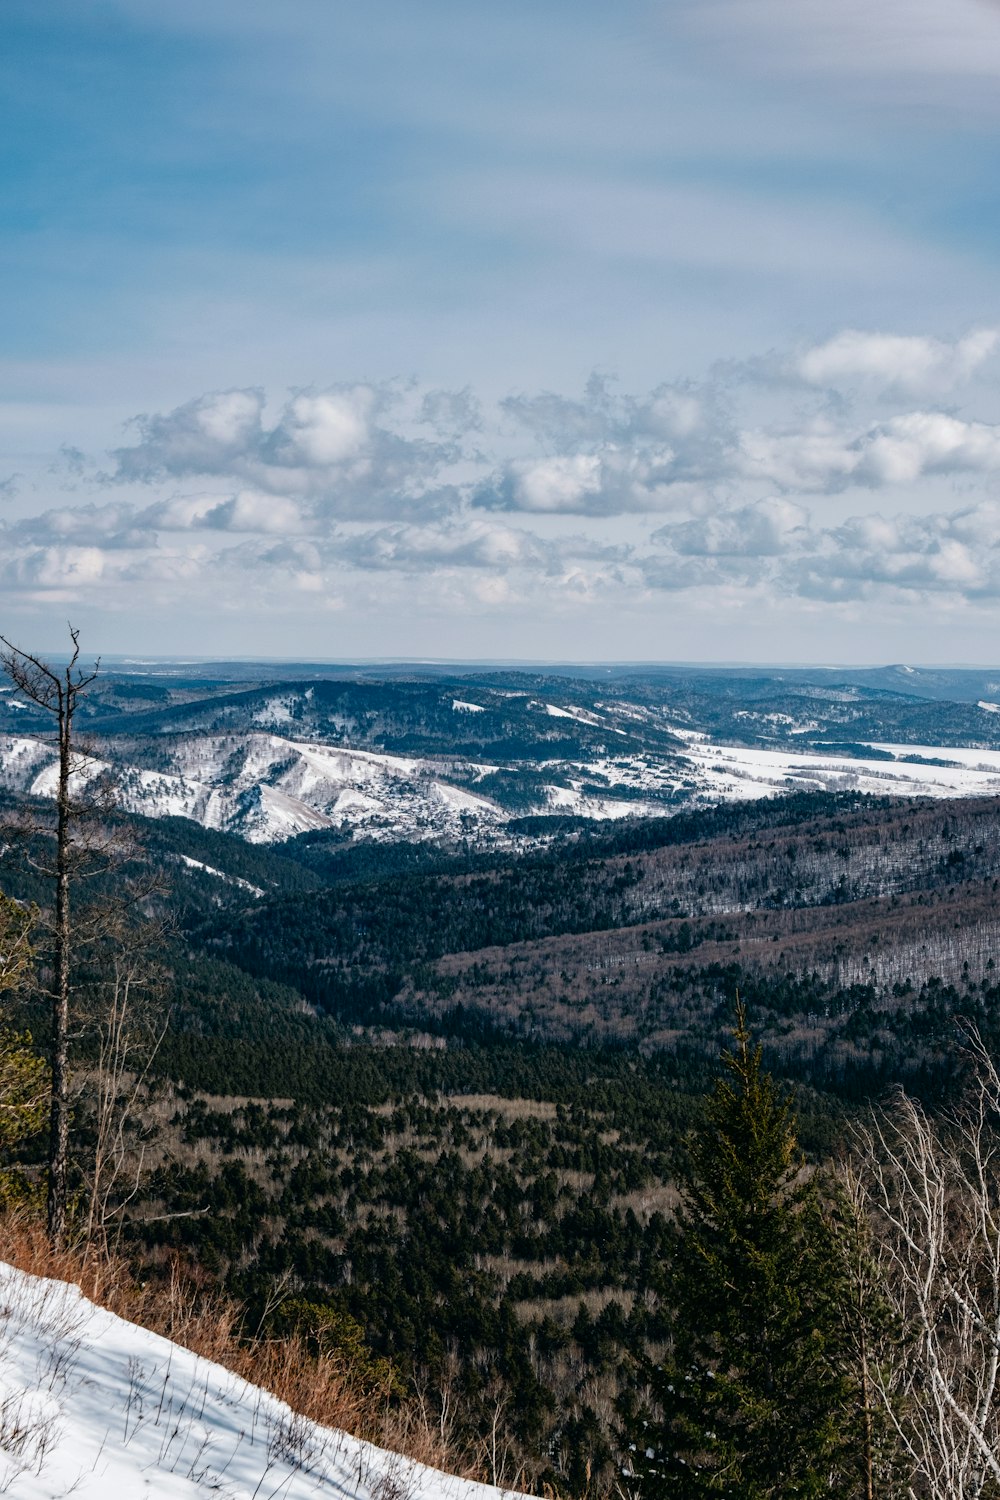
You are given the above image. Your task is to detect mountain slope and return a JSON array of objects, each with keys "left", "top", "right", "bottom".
[{"left": 0, "top": 733, "right": 508, "bottom": 844}]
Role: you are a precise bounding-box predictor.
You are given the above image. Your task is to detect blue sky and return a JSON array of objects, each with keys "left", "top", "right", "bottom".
[{"left": 4, "top": 0, "right": 1000, "bottom": 661}]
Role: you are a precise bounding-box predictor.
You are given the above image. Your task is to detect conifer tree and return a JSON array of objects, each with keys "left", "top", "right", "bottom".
[
  {"left": 0, "top": 892, "right": 48, "bottom": 1205},
  {"left": 634, "top": 1006, "right": 852, "bottom": 1498}
]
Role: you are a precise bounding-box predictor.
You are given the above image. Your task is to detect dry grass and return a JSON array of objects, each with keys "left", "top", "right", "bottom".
[
  {"left": 445, "top": 1095, "right": 559, "bottom": 1122},
  {"left": 0, "top": 1212, "right": 480, "bottom": 1483}
]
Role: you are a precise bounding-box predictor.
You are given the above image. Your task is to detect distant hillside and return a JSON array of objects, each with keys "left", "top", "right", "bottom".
[{"left": 6, "top": 662, "right": 1000, "bottom": 842}]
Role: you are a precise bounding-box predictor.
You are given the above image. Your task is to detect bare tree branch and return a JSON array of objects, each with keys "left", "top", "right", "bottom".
[{"left": 852, "top": 1027, "right": 1000, "bottom": 1500}]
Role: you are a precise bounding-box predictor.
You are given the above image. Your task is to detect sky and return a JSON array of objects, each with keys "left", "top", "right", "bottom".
[{"left": 5, "top": 1, "right": 1000, "bottom": 662}]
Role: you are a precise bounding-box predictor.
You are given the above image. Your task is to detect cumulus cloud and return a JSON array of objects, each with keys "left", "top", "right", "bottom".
[
  {"left": 102, "top": 341, "right": 1000, "bottom": 535},
  {"left": 642, "top": 497, "right": 1000, "bottom": 603},
  {"left": 853, "top": 412, "right": 1000, "bottom": 485},
  {"left": 335, "top": 520, "right": 629, "bottom": 580},
  {"left": 112, "top": 385, "right": 457, "bottom": 521},
  {"left": 481, "top": 374, "right": 733, "bottom": 515},
  {"left": 797, "top": 328, "right": 999, "bottom": 398},
  {"left": 654, "top": 497, "right": 809, "bottom": 557},
  {"left": 9, "top": 502, "right": 148, "bottom": 549},
  {"left": 737, "top": 411, "right": 1000, "bottom": 493},
  {"left": 115, "top": 389, "right": 266, "bottom": 480},
  {"left": 473, "top": 445, "right": 711, "bottom": 515},
  {"left": 11, "top": 328, "right": 1000, "bottom": 625},
  {"left": 136, "top": 490, "right": 307, "bottom": 534},
  {"left": 339, "top": 519, "right": 553, "bottom": 572}
]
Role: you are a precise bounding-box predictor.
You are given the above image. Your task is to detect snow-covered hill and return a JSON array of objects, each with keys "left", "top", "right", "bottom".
[
  {"left": 0, "top": 1259, "right": 524, "bottom": 1500},
  {"left": 4, "top": 725, "right": 1000, "bottom": 845},
  {"left": 0, "top": 733, "right": 507, "bottom": 845}
]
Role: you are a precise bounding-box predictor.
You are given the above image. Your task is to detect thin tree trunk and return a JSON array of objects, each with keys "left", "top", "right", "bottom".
[
  {"left": 47, "top": 676, "right": 71, "bottom": 1248},
  {"left": 859, "top": 1325, "right": 875, "bottom": 1500},
  {"left": 1, "top": 627, "right": 98, "bottom": 1249}
]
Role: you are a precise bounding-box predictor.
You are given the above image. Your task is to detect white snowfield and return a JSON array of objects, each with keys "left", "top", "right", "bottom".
[
  {"left": 0, "top": 1260, "right": 526, "bottom": 1500},
  {"left": 677, "top": 740, "right": 1000, "bottom": 801}
]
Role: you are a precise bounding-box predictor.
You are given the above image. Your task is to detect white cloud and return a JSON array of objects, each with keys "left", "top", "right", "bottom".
[
  {"left": 500, "top": 454, "right": 604, "bottom": 514},
  {"left": 115, "top": 390, "right": 265, "bottom": 480},
  {"left": 12, "top": 333, "right": 1000, "bottom": 633},
  {"left": 339, "top": 519, "right": 551, "bottom": 571},
  {"left": 658, "top": 498, "right": 809, "bottom": 557},
  {"left": 205, "top": 491, "right": 306, "bottom": 534},
  {"left": 11, "top": 501, "right": 143, "bottom": 547},
  {"left": 737, "top": 411, "right": 1000, "bottom": 494},
  {"left": 103, "top": 346, "right": 1000, "bottom": 534},
  {"left": 642, "top": 497, "right": 1000, "bottom": 603},
  {"left": 737, "top": 421, "right": 858, "bottom": 493},
  {"left": 797, "top": 328, "right": 999, "bottom": 398},
  {"left": 112, "top": 385, "right": 456, "bottom": 521},
  {"left": 854, "top": 412, "right": 1000, "bottom": 485},
  {"left": 273, "top": 390, "right": 373, "bottom": 467},
  {"left": 474, "top": 445, "right": 709, "bottom": 516}
]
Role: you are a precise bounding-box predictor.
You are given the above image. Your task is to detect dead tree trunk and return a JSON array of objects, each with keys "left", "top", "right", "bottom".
[{"left": 0, "top": 626, "right": 98, "bottom": 1248}]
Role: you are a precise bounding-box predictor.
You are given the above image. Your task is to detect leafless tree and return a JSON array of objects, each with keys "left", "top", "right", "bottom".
[
  {"left": 852, "top": 1029, "right": 1000, "bottom": 1500},
  {"left": 80, "top": 935, "right": 168, "bottom": 1249},
  {"left": 0, "top": 626, "right": 100, "bottom": 1246}
]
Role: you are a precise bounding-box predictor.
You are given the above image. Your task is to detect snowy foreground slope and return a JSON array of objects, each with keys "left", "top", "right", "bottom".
[{"left": 0, "top": 1261, "right": 525, "bottom": 1500}]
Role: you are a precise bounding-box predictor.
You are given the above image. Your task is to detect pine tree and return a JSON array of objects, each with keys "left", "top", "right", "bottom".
[{"left": 634, "top": 1006, "right": 852, "bottom": 1498}]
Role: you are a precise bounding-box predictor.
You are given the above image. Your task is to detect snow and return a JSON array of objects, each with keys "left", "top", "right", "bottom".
[
  {"left": 979, "top": 702, "right": 1000, "bottom": 714},
  {"left": 664, "top": 724, "right": 707, "bottom": 743},
  {"left": 681, "top": 741, "right": 1000, "bottom": 801},
  {"left": 451, "top": 700, "right": 485, "bottom": 714},
  {"left": 867, "top": 742, "right": 1000, "bottom": 773},
  {"left": 178, "top": 856, "right": 264, "bottom": 898},
  {"left": 0, "top": 734, "right": 506, "bottom": 846},
  {"left": 541, "top": 704, "right": 602, "bottom": 726},
  {"left": 6, "top": 718, "right": 1000, "bottom": 850},
  {"left": 0, "top": 1260, "right": 526, "bottom": 1500},
  {"left": 543, "top": 784, "right": 656, "bottom": 820},
  {"left": 253, "top": 697, "right": 295, "bottom": 725}
]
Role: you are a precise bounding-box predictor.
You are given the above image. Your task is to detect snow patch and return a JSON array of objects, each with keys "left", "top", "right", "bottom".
[
  {"left": 0, "top": 1259, "right": 525, "bottom": 1500},
  {"left": 540, "top": 703, "right": 603, "bottom": 725},
  {"left": 178, "top": 855, "right": 264, "bottom": 897}
]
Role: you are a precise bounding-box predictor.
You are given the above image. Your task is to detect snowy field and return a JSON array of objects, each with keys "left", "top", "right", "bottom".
[
  {"left": 0, "top": 1261, "right": 525, "bottom": 1500},
  {"left": 677, "top": 740, "right": 1000, "bottom": 802}
]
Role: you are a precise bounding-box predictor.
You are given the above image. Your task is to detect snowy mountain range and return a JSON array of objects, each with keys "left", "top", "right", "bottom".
[{"left": 3, "top": 664, "right": 1000, "bottom": 845}]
